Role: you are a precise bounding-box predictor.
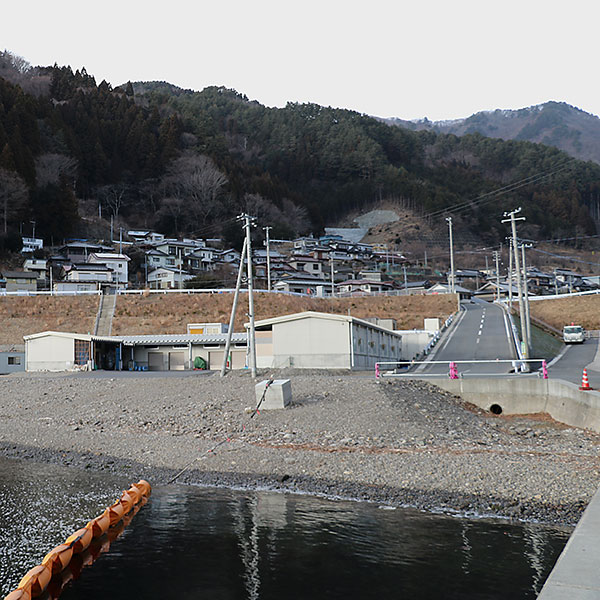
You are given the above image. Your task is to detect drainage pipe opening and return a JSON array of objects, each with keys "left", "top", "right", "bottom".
[{"left": 489, "top": 404, "right": 503, "bottom": 415}]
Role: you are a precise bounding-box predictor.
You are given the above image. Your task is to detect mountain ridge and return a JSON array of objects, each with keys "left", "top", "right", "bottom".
[{"left": 381, "top": 101, "right": 600, "bottom": 164}]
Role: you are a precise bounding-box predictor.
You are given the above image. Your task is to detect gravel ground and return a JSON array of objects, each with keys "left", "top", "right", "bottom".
[{"left": 1, "top": 369, "right": 599, "bottom": 526}]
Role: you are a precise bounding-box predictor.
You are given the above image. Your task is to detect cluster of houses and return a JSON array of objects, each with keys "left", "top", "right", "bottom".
[{"left": 1, "top": 229, "right": 599, "bottom": 298}]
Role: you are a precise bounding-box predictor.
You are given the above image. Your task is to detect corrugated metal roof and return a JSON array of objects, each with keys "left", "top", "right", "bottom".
[{"left": 111, "top": 333, "right": 247, "bottom": 346}]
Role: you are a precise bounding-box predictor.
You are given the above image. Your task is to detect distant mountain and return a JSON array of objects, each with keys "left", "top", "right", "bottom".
[{"left": 383, "top": 102, "right": 600, "bottom": 164}]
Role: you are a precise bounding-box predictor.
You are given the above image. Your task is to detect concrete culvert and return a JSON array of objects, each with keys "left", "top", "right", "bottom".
[{"left": 489, "top": 404, "right": 503, "bottom": 415}]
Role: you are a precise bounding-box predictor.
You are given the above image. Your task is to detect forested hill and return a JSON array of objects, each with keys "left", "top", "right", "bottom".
[
  {"left": 385, "top": 102, "right": 600, "bottom": 165},
  {"left": 1, "top": 50, "right": 600, "bottom": 253}
]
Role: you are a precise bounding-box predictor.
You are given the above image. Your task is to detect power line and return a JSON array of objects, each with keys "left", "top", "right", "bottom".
[{"left": 425, "top": 156, "right": 578, "bottom": 220}]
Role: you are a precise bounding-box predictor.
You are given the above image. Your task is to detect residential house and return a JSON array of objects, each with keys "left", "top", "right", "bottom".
[
  {"left": 2, "top": 271, "right": 38, "bottom": 292},
  {"left": 23, "top": 258, "right": 48, "bottom": 284},
  {"left": 272, "top": 272, "right": 331, "bottom": 295},
  {"left": 60, "top": 242, "right": 114, "bottom": 262},
  {"left": 88, "top": 252, "right": 130, "bottom": 285},
  {"left": 337, "top": 278, "right": 395, "bottom": 296},
  {"left": 288, "top": 255, "right": 326, "bottom": 278},
  {"left": 60, "top": 263, "right": 113, "bottom": 290},
  {"left": 428, "top": 282, "right": 472, "bottom": 300},
  {"left": 148, "top": 267, "right": 194, "bottom": 289},
  {"left": 21, "top": 236, "right": 43, "bottom": 253}
]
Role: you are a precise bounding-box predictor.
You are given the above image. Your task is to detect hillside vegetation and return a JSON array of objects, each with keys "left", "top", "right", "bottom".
[{"left": 1, "top": 51, "right": 600, "bottom": 257}]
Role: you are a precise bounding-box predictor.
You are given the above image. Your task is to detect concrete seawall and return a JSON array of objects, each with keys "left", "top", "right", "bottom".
[
  {"left": 428, "top": 377, "right": 600, "bottom": 433},
  {"left": 536, "top": 483, "right": 600, "bottom": 598},
  {"left": 424, "top": 376, "right": 600, "bottom": 599}
]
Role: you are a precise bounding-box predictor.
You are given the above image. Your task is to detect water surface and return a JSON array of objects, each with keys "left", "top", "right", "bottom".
[{"left": 0, "top": 457, "right": 570, "bottom": 599}]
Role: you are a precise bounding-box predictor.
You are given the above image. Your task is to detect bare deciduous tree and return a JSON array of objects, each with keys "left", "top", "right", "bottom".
[
  {"left": 35, "top": 153, "right": 78, "bottom": 187},
  {"left": 98, "top": 184, "right": 128, "bottom": 218},
  {"left": 0, "top": 169, "right": 28, "bottom": 234},
  {"left": 161, "top": 153, "right": 228, "bottom": 227}
]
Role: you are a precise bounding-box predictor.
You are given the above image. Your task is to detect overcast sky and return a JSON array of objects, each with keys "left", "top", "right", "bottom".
[{"left": 4, "top": 0, "right": 599, "bottom": 121}]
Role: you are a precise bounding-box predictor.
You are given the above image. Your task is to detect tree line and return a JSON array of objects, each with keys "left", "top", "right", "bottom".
[{"left": 1, "top": 51, "right": 599, "bottom": 255}]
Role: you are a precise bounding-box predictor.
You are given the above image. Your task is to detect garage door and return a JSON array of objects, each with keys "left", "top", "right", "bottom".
[
  {"left": 169, "top": 351, "right": 185, "bottom": 371},
  {"left": 148, "top": 352, "right": 164, "bottom": 371},
  {"left": 209, "top": 351, "right": 224, "bottom": 370},
  {"left": 209, "top": 350, "right": 246, "bottom": 370}
]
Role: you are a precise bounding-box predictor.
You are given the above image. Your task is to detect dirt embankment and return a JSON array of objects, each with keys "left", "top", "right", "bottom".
[
  {"left": 0, "top": 292, "right": 456, "bottom": 345},
  {"left": 111, "top": 293, "right": 458, "bottom": 335},
  {"left": 527, "top": 295, "right": 600, "bottom": 332},
  {"left": 0, "top": 296, "right": 99, "bottom": 347}
]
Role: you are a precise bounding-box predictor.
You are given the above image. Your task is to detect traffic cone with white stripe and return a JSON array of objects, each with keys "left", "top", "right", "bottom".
[{"left": 579, "top": 368, "right": 593, "bottom": 391}]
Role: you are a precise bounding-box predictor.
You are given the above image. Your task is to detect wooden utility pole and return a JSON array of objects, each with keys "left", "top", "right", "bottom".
[{"left": 220, "top": 237, "right": 248, "bottom": 377}]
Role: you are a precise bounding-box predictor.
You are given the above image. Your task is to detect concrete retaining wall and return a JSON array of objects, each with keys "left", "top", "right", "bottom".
[{"left": 429, "top": 377, "right": 600, "bottom": 433}]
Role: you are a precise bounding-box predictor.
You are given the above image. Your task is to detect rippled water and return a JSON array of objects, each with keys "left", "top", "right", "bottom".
[
  {"left": 0, "top": 456, "right": 128, "bottom": 595},
  {"left": 1, "top": 456, "right": 571, "bottom": 599}
]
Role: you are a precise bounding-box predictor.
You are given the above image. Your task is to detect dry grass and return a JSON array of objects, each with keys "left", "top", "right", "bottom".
[
  {"left": 0, "top": 292, "right": 457, "bottom": 344},
  {"left": 528, "top": 295, "right": 600, "bottom": 332},
  {"left": 0, "top": 296, "right": 99, "bottom": 345},
  {"left": 112, "top": 292, "right": 458, "bottom": 335}
]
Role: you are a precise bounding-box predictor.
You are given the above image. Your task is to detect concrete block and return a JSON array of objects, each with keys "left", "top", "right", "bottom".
[{"left": 255, "top": 379, "right": 292, "bottom": 410}]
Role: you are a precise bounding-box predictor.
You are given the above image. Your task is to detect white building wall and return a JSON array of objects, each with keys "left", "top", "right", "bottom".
[
  {"left": 272, "top": 318, "right": 351, "bottom": 369},
  {"left": 26, "top": 336, "right": 75, "bottom": 371}
]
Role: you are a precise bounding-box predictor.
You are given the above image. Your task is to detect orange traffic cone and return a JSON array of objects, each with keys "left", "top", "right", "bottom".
[{"left": 579, "top": 368, "right": 593, "bottom": 391}]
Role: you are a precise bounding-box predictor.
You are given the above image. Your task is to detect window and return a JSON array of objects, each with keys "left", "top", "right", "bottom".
[
  {"left": 8, "top": 356, "right": 21, "bottom": 365},
  {"left": 312, "top": 264, "right": 319, "bottom": 270},
  {"left": 167, "top": 258, "right": 175, "bottom": 266}
]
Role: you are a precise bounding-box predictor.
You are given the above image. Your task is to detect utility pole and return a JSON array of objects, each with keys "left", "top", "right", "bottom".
[
  {"left": 446, "top": 217, "right": 455, "bottom": 294},
  {"left": 263, "top": 226, "right": 272, "bottom": 291},
  {"left": 521, "top": 243, "right": 532, "bottom": 350},
  {"left": 502, "top": 208, "right": 529, "bottom": 364},
  {"left": 241, "top": 214, "right": 257, "bottom": 377},
  {"left": 508, "top": 238, "right": 513, "bottom": 305},
  {"left": 330, "top": 256, "right": 335, "bottom": 297},
  {"left": 178, "top": 247, "right": 182, "bottom": 289},
  {"left": 220, "top": 237, "right": 248, "bottom": 377},
  {"left": 493, "top": 250, "right": 500, "bottom": 302}
]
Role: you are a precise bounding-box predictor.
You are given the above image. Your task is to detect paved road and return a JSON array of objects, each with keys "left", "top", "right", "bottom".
[
  {"left": 416, "top": 299, "right": 517, "bottom": 376},
  {"left": 548, "top": 335, "right": 600, "bottom": 387}
]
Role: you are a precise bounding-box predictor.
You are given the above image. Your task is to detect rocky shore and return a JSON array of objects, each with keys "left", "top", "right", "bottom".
[{"left": 1, "top": 369, "right": 599, "bottom": 526}]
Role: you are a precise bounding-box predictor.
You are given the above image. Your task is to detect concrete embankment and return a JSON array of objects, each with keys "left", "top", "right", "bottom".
[
  {"left": 537, "top": 484, "right": 600, "bottom": 598},
  {"left": 430, "top": 377, "right": 600, "bottom": 433}
]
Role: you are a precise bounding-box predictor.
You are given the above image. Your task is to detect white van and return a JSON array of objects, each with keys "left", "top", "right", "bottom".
[{"left": 563, "top": 324, "right": 585, "bottom": 344}]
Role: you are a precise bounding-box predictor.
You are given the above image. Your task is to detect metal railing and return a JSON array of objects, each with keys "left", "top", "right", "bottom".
[{"left": 375, "top": 358, "right": 548, "bottom": 379}]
